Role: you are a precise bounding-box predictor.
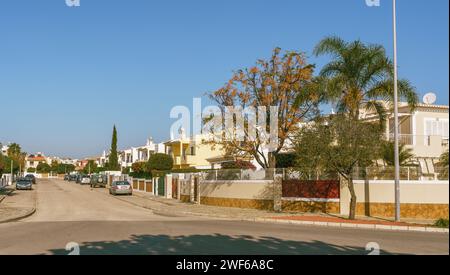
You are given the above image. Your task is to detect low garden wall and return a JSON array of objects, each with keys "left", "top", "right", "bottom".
[
  {"left": 199, "top": 180, "right": 275, "bottom": 210},
  {"left": 147, "top": 172, "right": 450, "bottom": 220},
  {"left": 282, "top": 180, "right": 340, "bottom": 214},
  {"left": 341, "top": 180, "right": 449, "bottom": 220}
]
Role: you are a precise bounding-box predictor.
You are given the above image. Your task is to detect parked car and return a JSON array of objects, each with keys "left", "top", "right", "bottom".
[
  {"left": 109, "top": 181, "right": 132, "bottom": 196},
  {"left": 64, "top": 174, "right": 70, "bottom": 181},
  {"left": 25, "top": 174, "right": 36, "bottom": 184},
  {"left": 80, "top": 175, "right": 91, "bottom": 185},
  {"left": 69, "top": 174, "right": 78, "bottom": 182},
  {"left": 90, "top": 174, "right": 107, "bottom": 188},
  {"left": 16, "top": 178, "right": 33, "bottom": 191}
]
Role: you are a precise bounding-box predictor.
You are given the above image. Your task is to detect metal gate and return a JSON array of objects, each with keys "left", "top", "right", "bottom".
[{"left": 157, "top": 177, "right": 165, "bottom": 196}]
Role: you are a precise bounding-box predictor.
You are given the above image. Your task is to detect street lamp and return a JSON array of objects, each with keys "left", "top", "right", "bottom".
[
  {"left": 10, "top": 159, "right": 13, "bottom": 185},
  {"left": 392, "top": 0, "right": 401, "bottom": 222}
]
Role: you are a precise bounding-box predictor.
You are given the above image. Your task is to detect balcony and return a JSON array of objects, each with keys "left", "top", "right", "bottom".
[
  {"left": 388, "top": 134, "right": 449, "bottom": 158},
  {"left": 389, "top": 134, "right": 449, "bottom": 146},
  {"left": 173, "top": 155, "right": 193, "bottom": 166}
]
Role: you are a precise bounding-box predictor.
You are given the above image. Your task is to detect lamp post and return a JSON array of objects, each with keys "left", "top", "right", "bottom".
[
  {"left": 10, "top": 160, "right": 13, "bottom": 185},
  {"left": 392, "top": 0, "right": 401, "bottom": 222}
]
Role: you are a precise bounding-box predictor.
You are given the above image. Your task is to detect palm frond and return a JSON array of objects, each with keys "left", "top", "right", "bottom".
[{"left": 313, "top": 36, "right": 347, "bottom": 58}]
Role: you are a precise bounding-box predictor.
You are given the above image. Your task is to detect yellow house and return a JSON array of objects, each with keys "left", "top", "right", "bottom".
[{"left": 164, "top": 134, "right": 226, "bottom": 170}]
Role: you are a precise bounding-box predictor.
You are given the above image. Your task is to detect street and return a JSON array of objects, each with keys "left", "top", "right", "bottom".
[{"left": 0, "top": 179, "right": 448, "bottom": 255}]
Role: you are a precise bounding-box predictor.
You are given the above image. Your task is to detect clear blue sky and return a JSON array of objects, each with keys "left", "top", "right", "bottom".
[{"left": 0, "top": 0, "right": 448, "bottom": 158}]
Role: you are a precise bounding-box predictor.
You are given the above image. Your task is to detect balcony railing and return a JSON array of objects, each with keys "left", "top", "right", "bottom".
[
  {"left": 388, "top": 134, "right": 449, "bottom": 147},
  {"left": 388, "top": 134, "right": 414, "bottom": 145}
]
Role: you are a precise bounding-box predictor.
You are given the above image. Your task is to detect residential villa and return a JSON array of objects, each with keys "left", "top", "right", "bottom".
[
  {"left": 361, "top": 100, "right": 449, "bottom": 178},
  {"left": 163, "top": 127, "right": 230, "bottom": 170},
  {"left": 119, "top": 137, "right": 166, "bottom": 170},
  {"left": 25, "top": 153, "right": 48, "bottom": 171}
]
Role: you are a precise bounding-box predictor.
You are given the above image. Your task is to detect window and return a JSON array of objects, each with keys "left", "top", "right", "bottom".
[
  {"left": 424, "top": 118, "right": 449, "bottom": 137},
  {"left": 424, "top": 118, "right": 449, "bottom": 145}
]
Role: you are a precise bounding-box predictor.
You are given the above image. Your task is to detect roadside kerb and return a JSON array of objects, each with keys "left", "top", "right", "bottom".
[
  {"left": 0, "top": 185, "right": 38, "bottom": 224},
  {"left": 94, "top": 187, "right": 449, "bottom": 234},
  {"left": 0, "top": 187, "right": 15, "bottom": 204}
]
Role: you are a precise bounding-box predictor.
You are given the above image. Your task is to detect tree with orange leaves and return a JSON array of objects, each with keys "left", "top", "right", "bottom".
[{"left": 206, "top": 48, "right": 324, "bottom": 169}]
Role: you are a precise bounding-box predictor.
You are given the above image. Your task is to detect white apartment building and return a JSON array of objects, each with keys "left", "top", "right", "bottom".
[
  {"left": 1, "top": 143, "right": 9, "bottom": 156},
  {"left": 117, "top": 137, "right": 166, "bottom": 170}
]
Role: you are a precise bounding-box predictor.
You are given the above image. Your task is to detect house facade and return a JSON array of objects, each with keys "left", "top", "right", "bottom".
[
  {"left": 25, "top": 153, "right": 48, "bottom": 171},
  {"left": 119, "top": 138, "right": 166, "bottom": 170},
  {"left": 164, "top": 133, "right": 227, "bottom": 170},
  {"left": 362, "top": 102, "right": 448, "bottom": 158},
  {"left": 361, "top": 101, "right": 449, "bottom": 179}
]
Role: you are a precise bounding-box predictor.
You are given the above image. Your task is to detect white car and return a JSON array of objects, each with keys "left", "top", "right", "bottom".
[{"left": 81, "top": 176, "right": 91, "bottom": 185}]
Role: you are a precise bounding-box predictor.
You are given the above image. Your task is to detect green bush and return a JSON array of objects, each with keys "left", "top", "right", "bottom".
[
  {"left": 132, "top": 162, "right": 148, "bottom": 173},
  {"left": 434, "top": 218, "right": 449, "bottom": 228},
  {"left": 130, "top": 171, "right": 152, "bottom": 179},
  {"left": 275, "top": 153, "right": 297, "bottom": 168},
  {"left": 27, "top": 168, "right": 36, "bottom": 173},
  {"left": 148, "top": 153, "right": 173, "bottom": 171},
  {"left": 36, "top": 163, "right": 51, "bottom": 173}
]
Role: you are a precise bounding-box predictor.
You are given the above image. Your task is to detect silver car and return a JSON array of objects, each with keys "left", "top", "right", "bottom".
[
  {"left": 109, "top": 181, "right": 132, "bottom": 196},
  {"left": 16, "top": 178, "right": 33, "bottom": 190}
]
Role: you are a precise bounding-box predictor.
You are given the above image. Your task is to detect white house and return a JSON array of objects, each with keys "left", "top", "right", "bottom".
[{"left": 117, "top": 137, "right": 165, "bottom": 170}]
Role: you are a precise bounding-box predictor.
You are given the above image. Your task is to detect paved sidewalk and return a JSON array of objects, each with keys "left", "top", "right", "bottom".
[
  {"left": 0, "top": 185, "right": 37, "bottom": 223},
  {"left": 0, "top": 186, "right": 14, "bottom": 203},
  {"left": 93, "top": 188, "right": 448, "bottom": 233},
  {"left": 94, "top": 188, "right": 285, "bottom": 219}
]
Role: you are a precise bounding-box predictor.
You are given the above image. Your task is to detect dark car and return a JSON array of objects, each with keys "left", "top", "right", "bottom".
[
  {"left": 64, "top": 174, "right": 70, "bottom": 181},
  {"left": 90, "top": 174, "right": 107, "bottom": 188},
  {"left": 25, "top": 174, "right": 36, "bottom": 184},
  {"left": 16, "top": 178, "right": 33, "bottom": 190},
  {"left": 69, "top": 174, "right": 78, "bottom": 182}
]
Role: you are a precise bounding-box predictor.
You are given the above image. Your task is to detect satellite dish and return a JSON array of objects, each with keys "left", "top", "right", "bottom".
[{"left": 423, "top": 92, "right": 437, "bottom": 105}]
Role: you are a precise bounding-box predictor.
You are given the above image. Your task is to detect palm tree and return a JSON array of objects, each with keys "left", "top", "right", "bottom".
[
  {"left": 314, "top": 36, "right": 418, "bottom": 124},
  {"left": 382, "top": 141, "right": 415, "bottom": 166},
  {"left": 437, "top": 150, "right": 449, "bottom": 179}
]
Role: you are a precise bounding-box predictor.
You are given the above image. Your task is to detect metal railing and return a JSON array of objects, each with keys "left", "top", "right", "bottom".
[
  {"left": 178, "top": 167, "right": 450, "bottom": 182},
  {"left": 388, "top": 134, "right": 449, "bottom": 147},
  {"left": 201, "top": 169, "right": 281, "bottom": 181}
]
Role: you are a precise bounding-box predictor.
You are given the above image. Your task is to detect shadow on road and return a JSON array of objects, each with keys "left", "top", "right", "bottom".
[{"left": 47, "top": 234, "right": 392, "bottom": 255}]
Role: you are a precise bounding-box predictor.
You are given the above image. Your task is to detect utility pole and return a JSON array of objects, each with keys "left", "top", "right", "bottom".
[
  {"left": 393, "top": 0, "right": 401, "bottom": 222},
  {"left": 10, "top": 160, "right": 13, "bottom": 185}
]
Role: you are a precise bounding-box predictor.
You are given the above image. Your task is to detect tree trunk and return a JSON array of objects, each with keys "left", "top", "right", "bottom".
[
  {"left": 265, "top": 152, "right": 277, "bottom": 180},
  {"left": 268, "top": 152, "right": 277, "bottom": 169},
  {"left": 347, "top": 176, "right": 357, "bottom": 220}
]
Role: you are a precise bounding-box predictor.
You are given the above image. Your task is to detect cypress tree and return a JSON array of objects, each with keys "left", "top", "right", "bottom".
[{"left": 108, "top": 125, "right": 120, "bottom": 171}]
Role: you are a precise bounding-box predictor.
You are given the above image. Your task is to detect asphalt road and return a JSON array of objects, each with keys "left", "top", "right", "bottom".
[{"left": 0, "top": 179, "right": 448, "bottom": 255}]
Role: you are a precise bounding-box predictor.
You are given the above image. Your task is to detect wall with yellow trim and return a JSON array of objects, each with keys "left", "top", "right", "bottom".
[{"left": 340, "top": 180, "right": 449, "bottom": 219}]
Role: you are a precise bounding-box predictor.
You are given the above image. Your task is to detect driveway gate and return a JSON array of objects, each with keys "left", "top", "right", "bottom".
[{"left": 157, "top": 177, "right": 165, "bottom": 196}]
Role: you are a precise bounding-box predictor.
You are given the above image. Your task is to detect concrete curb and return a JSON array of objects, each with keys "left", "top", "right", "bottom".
[
  {"left": 97, "top": 188, "right": 450, "bottom": 234},
  {"left": 0, "top": 207, "right": 36, "bottom": 224},
  {"left": 0, "top": 186, "right": 38, "bottom": 224},
  {"left": 251, "top": 218, "right": 450, "bottom": 234},
  {"left": 0, "top": 188, "right": 15, "bottom": 204}
]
